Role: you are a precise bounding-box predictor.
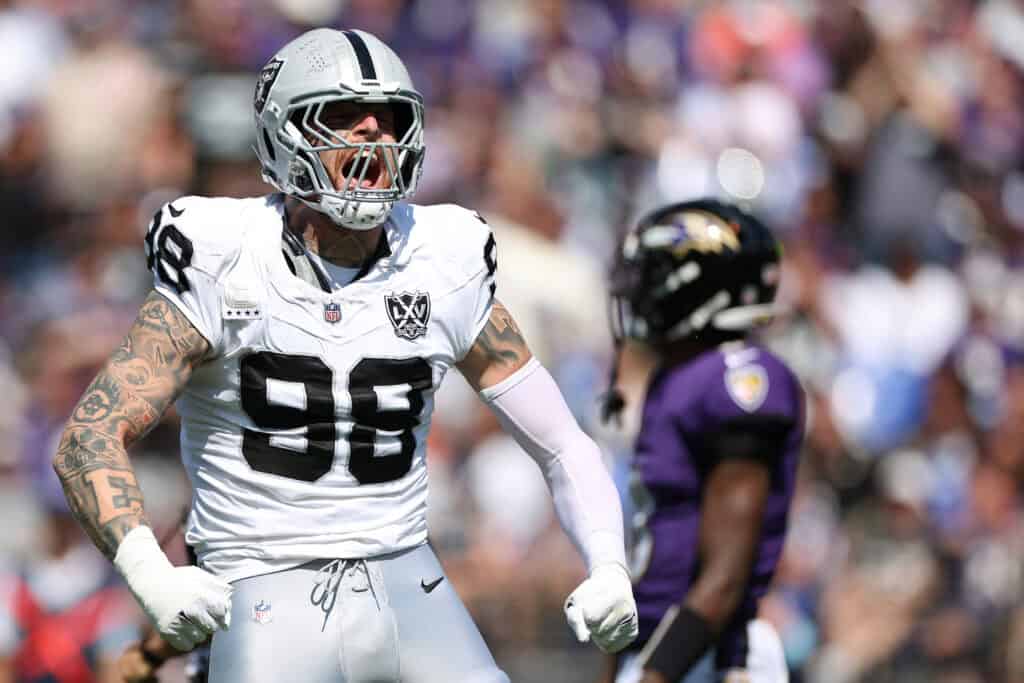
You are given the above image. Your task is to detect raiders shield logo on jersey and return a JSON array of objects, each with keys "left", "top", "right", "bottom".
[
  {"left": 254, "top": 58, "right": 284, "bottom": 114},
  {"left": 385, "top": 292, "right": 430, "bottom": 340}
]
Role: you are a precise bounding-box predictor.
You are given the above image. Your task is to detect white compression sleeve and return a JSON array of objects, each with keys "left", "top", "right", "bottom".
[{"left": 479, "top": 358, "right": 627, "bottom": 572}]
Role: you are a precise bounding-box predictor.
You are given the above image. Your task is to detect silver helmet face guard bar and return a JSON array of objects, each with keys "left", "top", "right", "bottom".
[
  {"left": 609, "top": 290, "right": 778, "bottom": 345},
  {"left": 276, "top": 90, "right": 424, "bottom": 207}
]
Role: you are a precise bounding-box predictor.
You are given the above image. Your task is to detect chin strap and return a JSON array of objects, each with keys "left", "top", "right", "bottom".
[
  {"left": 599, "top": 337, "right": 627, "bottom": 426},
  {"left": 281, "top": 225, "right": 332, "bottom": 292},
  {"left": 601, "top": 296, "right": 629, "bottom": 426},
  {"left": 279, "top": 200, "right": 393, "bottom": 292}
]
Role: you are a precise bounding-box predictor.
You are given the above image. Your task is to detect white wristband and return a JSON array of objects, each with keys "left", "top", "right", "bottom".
[
  {"left": 113, "top": 526, "right": 173, "bottom": 583},
  {"left": 111, "top": 524, "right": 232, "bottom": 651}
]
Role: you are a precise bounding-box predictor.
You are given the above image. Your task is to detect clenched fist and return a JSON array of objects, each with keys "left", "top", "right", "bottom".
[
  {"left": 114, "top": 527, "right": 233, "bottom": 652},
  {"left": 564, "top": 563, "right": 639, "bottom": 653}
]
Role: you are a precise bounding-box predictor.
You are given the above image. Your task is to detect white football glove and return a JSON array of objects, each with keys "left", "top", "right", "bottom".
[
  {"left": 564, "top": 563, "right": 639, "bottom": 653},
  {"left": 114, "top": 526, "right": 233, "bottom": 651}
]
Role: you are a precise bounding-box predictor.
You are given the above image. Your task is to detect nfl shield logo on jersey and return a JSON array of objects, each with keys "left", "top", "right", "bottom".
[
  {"left": 324, "top": 301, "right": 342, "bottom": 324},
  {"left": 385, "top": 291, "right": 431, "bottom": 340},
  {"left": 252, "top": 600, "right": 273, "bottom": 624}
]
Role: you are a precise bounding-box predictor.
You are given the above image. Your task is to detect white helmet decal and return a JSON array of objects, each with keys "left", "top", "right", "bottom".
[{"left": 253, "top": 29, "right": 426, "bottom": 230}]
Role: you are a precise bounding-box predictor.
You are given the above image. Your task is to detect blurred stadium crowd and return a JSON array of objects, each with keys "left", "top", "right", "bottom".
[{"left": 1, "top": 0, "right": 1024, "bottom": 681}]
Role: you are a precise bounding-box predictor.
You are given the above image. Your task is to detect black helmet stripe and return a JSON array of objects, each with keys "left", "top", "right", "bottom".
[{"left": 342, "top": 30, "right": 377, "bottom": 80}]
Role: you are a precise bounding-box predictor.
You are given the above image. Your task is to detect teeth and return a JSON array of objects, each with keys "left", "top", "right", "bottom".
[
  {"left": 341, "top": 147, "right": 383, "bottom": 190},
  {"left": 352, "top": 150, "right": 375, "bottom": 172}
]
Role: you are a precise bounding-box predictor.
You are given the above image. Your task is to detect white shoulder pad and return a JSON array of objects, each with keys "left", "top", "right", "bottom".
[
  {"left": 402, "top": 203, "right": 497, "bottom": 360},
  {"left": 144, "top": 196, "right": 249, "bottom": 287},
  {"left": 143, "top": 195, "right": 256, "bottom": 351},
  {"left": 413, "top": 203, "right": 496, "bottom": 291}
]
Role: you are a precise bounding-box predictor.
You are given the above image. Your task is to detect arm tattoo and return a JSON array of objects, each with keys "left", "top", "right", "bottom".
[
  {"left": 109, "top": 476, "right": 145, "bottom": 509},
  {"left": 53, "top": 291, "right": 209, "bottom": 560},
  {"left": 458, "top": 299, "right": 533, "bottom": 390},
  {"left": 474, "top": 301, "right": 528, "bottom": 368}
]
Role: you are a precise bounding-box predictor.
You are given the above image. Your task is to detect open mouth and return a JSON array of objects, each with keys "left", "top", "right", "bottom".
[{"left": 341, "top": 150, "right": 383, "bottom": 190}]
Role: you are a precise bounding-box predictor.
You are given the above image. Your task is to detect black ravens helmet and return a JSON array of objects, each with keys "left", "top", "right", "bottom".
[
  {"left": 601, "top": 198, "right": 781, "bottom": 422},
  {"left": 610, "top": 198, "right": 781, "bottom": 344}
]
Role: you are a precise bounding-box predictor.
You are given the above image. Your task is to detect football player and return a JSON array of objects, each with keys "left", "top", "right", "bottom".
[
  {"left": 52, "top": 28, "right": 637, "bottom": 683},
  {"left": 599, "top": 199, "right": 803, "bottom": 683}
]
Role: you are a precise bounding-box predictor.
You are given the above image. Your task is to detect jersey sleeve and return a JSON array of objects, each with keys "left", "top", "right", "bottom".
[
  {"left": 143, "top": 196, "right": 237, "bottom": 352},
  {"left": 696, "top": 351, "right": 803, "bottom": 466},
  {"left": 443, "top": 207, "right": 497, "bottom": 361}
]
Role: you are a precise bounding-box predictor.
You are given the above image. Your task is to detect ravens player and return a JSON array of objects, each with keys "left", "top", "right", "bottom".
[
  {"left": 600, "top": 200, "right": 803, "bottom": 683},
  {"left": 52, "top": 28, "right": 637, "bottom": 682}
]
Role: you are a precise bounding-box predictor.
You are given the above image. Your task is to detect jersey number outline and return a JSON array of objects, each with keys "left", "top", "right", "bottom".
[
  {"left": 483, "top": 232, "right": 497, "bottom": 299},
  {"left": 145, "top": 206, "right": 194, "bottom": 294},
  {"left": 239, "top": 352, "right": 432, "bottom": 483}
]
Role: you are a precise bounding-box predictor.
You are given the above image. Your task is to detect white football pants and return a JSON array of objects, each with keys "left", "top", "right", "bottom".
[
  {"left": 615, "top": 619, "right": 788, "bottom": 683},
  {"left": 209, "top": 544, "right": 508, "bottom": 682}
]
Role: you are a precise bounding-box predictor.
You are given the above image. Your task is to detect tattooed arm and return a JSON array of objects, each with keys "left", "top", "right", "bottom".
[
  {"left": 456, "top": 299, "right": 532, "bottom": 391},
  {"left": 53, "top": 291, "right": 232, "bottom": 652},
  {"left": 53, "top": 291, "right": 209, "bottom": 559}
]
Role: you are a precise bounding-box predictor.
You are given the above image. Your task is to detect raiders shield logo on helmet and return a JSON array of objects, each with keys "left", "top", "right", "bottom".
[
  {"left": 254, "top": 58, "right": 284, "bottom": 114},
  {"left": 385, "top": 292, "right": 430, "bottom": 340}
]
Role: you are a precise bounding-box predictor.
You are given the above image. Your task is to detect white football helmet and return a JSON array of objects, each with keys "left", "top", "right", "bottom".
[{"left": 253, "top": 28, "right": 425, "bottom": 230}]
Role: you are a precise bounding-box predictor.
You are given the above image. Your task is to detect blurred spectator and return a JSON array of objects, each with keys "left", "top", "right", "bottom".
[{"left": 0, "top": 493, "right": 140, "bottom": 682}]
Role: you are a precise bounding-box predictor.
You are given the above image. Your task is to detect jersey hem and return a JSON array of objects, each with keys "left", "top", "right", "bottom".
[{"left": 200, "top": 536, "right": 430, "bottom": 584}]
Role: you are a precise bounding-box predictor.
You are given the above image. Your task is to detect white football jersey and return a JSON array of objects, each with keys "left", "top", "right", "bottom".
[{"left": 144, "top": 194, "right": 496, "bottom": 582}]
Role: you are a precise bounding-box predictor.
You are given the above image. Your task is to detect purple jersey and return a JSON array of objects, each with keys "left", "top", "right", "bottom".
[{"left": 626, "top": 342, "right": 803, "bottom": 670}]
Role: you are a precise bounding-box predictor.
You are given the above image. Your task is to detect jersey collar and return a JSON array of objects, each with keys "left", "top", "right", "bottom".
[
  {"left": 353, "top": 227, "right": 392, "bottom": 281},
  {"left": 276, "top": 194, "right": 397, "bottom": 292}
]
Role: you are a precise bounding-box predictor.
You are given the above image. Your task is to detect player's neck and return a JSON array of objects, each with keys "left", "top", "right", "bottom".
[{"left": 284, "top": 197, "right": 383, "bottom": 268}]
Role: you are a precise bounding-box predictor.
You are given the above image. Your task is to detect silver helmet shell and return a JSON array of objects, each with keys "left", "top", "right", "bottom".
[{"left": 253, "top": 28, "right": 425, "bottom": 230}]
